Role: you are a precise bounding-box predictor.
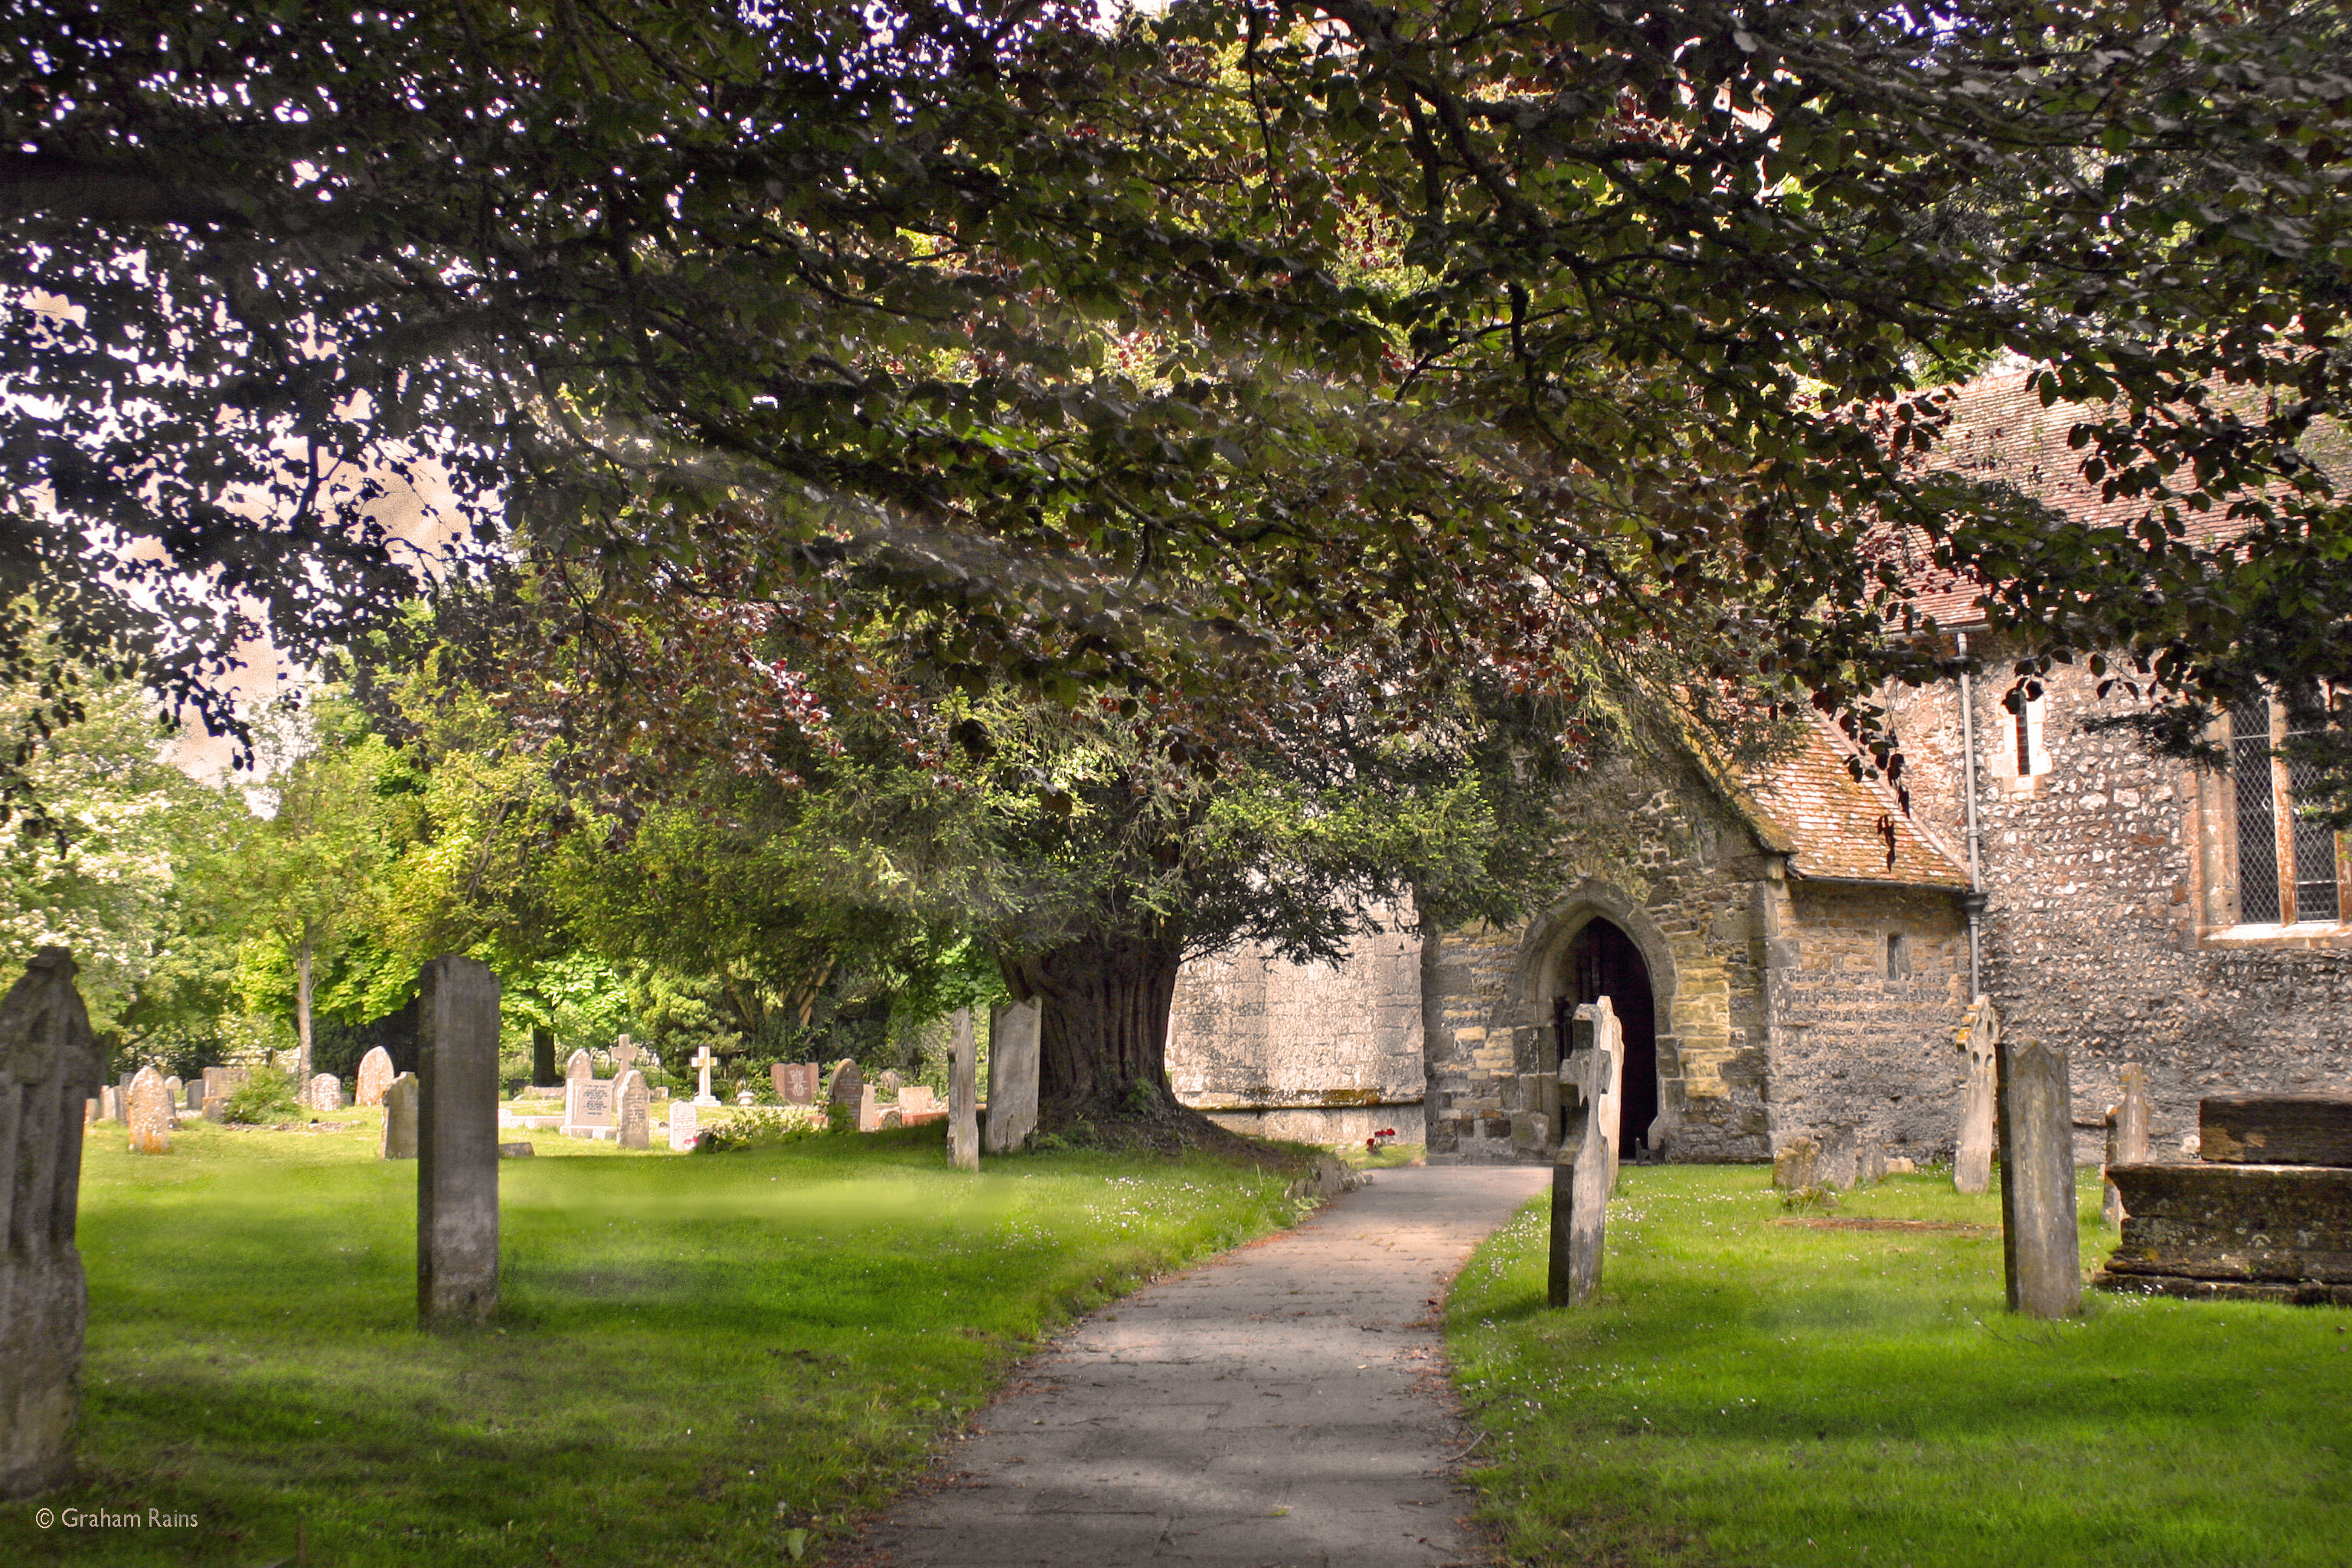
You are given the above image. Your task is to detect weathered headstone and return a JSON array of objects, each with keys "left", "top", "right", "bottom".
[
  {"left": 416, "top": 955, "right": 501, "bottom": 1326},
  {"left": 564, "top": 1049, "right": 593, "bottom": 1086},
  {"left": 304, "top": 1073, "right": 342, "bottom": 1113},
  {"left": 2199, "top": 1092, "right": 2352, "bottom": 1166},
  {"left": 355, "top": 1046, "right": 397, "bottom": 1107},
  {"left": 900, "top": 1086, "right": 942, "bottom": 1118},
  {"left": 775, "top": 1061, "right": 818, "bottom": 1104},
  {"left": 1857, "top": 1141, "right": 1889, "bottom": 1186},
  {"left": 126, "top": 1065, "right": 172, "bottom": 1155},
  {"left": 949, "top": 1008, "right": 979, "bottom": 1171},
  {"left": 1998, "top": 1035, "right": 2081, "bottom": 1318},
  {"left": 616, "top": 1070, "right": 650, "bottom": 1150},
  {"left": 693, "top": 1045, "right": 719, "bottom": 1106},
  {"left": 96, "top": 1086, "right": 118, "bottom": 1123},
  {"left": 531, "top": 1024, "right": 558, "bottom": 1087},
  {"left": 1548, "top": 998, "right": 1619, "bottom": 1307},
  {"left": 564, "top": 1076, "right": 618, "bottom": 1139},
  {"left": 877, "top": 1069, "right": 903, "bottom": 1096},
  {"left": 880, "top": 1107, "right": 903, "bottom": 1129},
  {"left": 668, "top": 1100, "right": 699, "bottom": 1152},
  {"left": 162, "top": 1074, "right": 182, "bottom": 1112},
  {"left": 612, "top": 1035, "right": 638, "bottom": 1074},
  {"left": 381, "top": 1073, "right": 420, "bottom": 1158},
  {"left": 0, "top": 951, "right": 103, "bottom": 1500},
  {"left": 1514, "top": 1070, "right": 1560, "bottom": 1155},
  {"left": 1772, "top": 1135, "right": 1821, "bottom": 1191},
  {"left": 828, "top": 1059, "right": 864, "bottom": 1126},
  {"left": 2101, "top": 1065, "right": 2148, "bottom": 1229},
  {"left": 985, "top": 999, "right": 1040, "bottom": 1155},
  {"left": 184, "top": 1077, "right": 203, "bottom": 1112},
  {"left": 1598, "top": 1000, "right": 1627, "bottom": 1192},
  {"left": 858, "top": 1084, "right": 880, "bottom": 1133},
  {"left": 1953, "top": 996, "right": 1999, "bottom": 1195}
]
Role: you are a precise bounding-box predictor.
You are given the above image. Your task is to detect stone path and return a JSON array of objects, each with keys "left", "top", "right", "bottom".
[{"left": 844, "top": 1165, "right": 1550, "bottom": 1568}]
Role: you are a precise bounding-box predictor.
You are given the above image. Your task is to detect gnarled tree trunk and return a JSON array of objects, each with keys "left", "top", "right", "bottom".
[{"left": 1002, "top": 923, "right": 1184, "bottom": 1122}]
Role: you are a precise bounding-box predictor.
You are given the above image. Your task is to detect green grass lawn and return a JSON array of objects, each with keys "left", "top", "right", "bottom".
[
  {"left": 9, "top": 1112, "right": 1304, "bottom": 1566},
  {"left": 1448, "top": 1165, "right": 2352, "bottom": 1568}
]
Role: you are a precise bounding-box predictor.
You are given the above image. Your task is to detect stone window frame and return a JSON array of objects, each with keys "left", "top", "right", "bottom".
[
  {"left": 2190, "top": 697, "right": 2352, "bottom": 949},
  {"left": 1883, "top": 930, "right": 1912, "bottom": 978},
  {"left": 1989, "top": 688, "right": 2050, "bottom": 797}
]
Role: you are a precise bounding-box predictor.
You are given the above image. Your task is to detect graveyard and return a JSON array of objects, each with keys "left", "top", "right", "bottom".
[{"left": 2, "top": 1098, "right": 1306, "bottom": 1566}]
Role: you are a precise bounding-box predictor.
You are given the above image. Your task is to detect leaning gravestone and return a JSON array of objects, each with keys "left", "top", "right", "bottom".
[
  {"left": 1998, "top": 1034, "right": 2081, "bottom": 1318},
  {"left": 984, "top": 999, "right": 1040, "bottom": 1155},
  {"left": 126, "top": 1065, "right": 172, "bottom": 1155},
  {"left": 0, "top": 949, "right": 103, "bottom": 1500},
  {"left": 668, "top": 1100, "right": 699, "bottom": 1152},
  {"left": 355, "top": 1046, "right": 396, "bottom": 1107},
  {"left": 416, "top": 955, "right": 501, "bottom": 1326},
  {"left": 949, "top": 1008, "right": 979, "bottom": 1171},
  {"left": 381, "top": 1073, "right": 420, "bottom": 1158},
  {"left": 616, "top": 1070, "right": 650, "bottom": 1150},
  {"left": 1549, "top": 997, "right": 1620, "bottom": 1307},
  {"left": 1953, "top": 996, "right": 1999, "bottom": 1194}
]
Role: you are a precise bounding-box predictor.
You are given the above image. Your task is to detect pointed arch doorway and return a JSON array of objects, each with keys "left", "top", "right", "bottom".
[{"left": 1553, "top": 917, "right": 1661, "bottom": 1152}]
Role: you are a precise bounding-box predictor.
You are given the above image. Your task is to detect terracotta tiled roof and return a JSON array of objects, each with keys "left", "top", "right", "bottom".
[
  {"left": 1875, "top": 364, "right": 2282, "bottom": 629},
  {"left": 1745, "top": 722, "right": 1969, "bottom": 889}
]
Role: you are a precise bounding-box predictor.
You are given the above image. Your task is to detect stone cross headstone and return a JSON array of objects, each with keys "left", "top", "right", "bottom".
[
  {"left": 381, "top": 1072, "right": 420, "bottom": 1158},
  {"left": 126, "top": 1065, "right": 172, "bottom": 1155},
  {"left": 2100, "top": 1062, "right": 2151, "bottom": 1227},
  {"left": 564, "top": 1049, "right": 593, "bottom": 1086},
  {"left": 1548, "top": 998, "right": 1619, "bottom": 1307},
  {"left": 1953, "top": 996, "right": 1999, "bottom": 1194},
  {"left": 613, "top": 1035, "right": 638, "bottom": 1074},
  {"left": 416, "top": 955, "right": 501, "bottom": 1326},
  {"left": 668, "top": 1100, "right": 699, "bottom": 1152},
  {"left": 616, "top": 1069, "right": 650, "bottom": 1150},
  {"left": 305, "top": 1073, "right": 342, "bottom": 1113},
  {"left": 984, "top": 999, "right": 1040, "bottom": 1155},
  {"left": 1998, "top": 1034, "right": 2081, "bottom": 1318},
  {"left": 355, "top": 1046, "right": 396, "bottom": 1107},
  {"left": 828, "top": 1059, "right": 863, "bottom": 1125},
  {"left": 693, "top": 1045, "right": 719, "bottom": 1106},
  {"left": 949, "top": 1008, "right": 979, "bottom": 1171},
  {"left": 0, "top": 950, "right": 103, "bottom": 1500},
  {"left": 564, "top": 1077, "right": 618, "bottom": 1138}
]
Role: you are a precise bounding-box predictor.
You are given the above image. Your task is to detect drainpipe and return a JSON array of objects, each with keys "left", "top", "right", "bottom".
[{"left": 1956, "top": 632, "right": 1988, "bottom": 1000}]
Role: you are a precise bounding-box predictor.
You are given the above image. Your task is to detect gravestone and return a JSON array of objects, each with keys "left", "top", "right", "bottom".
[
  {"left": 880, "top": 1107, "right": 903, "bottom": 1129},
  {"left": 355, "top": 1046, "right": 397, "bottom": 1107},
  {"left": 612, "top": 1035, "right": 638, "bottom": 1074},
  {"left": 1953, "top": 996, "right": 1999, "bottom": 1194},
  {"left": 564, "top": 1049, "right": 593, "bottom": 1086},
  {"left": 564, "top": 1076, "right": 618, "bottom": 1140},
  {"left": 2101, "top": 1065, "right": 2151, "bottom": 1228},
  {"left": 616, "top": 1070, "right": 650, "bottom": 1150},
  {"left": 2096, "top": 1094, "right": 2352, "bottom": 1303},
  {"left": 416, "top": 955, "right": 501, "bottom": 1326},
  {"left": 184, "top": 1077, "right": 203, "bottom": 1112},
  {"left": 531, "top": 1024, "right": 558, "bottom": 1087},
  {"left": 1772, "top": 1135, "right": 1821, "bottom": 1191},
  {"left": 1514, "top": 1069, "right": 1561, "bottom": 1155},
  {"left": 96, "top": 1086, "right": 118, "bottom": 1123},
  {"left": 1819, "top": 1125, "right": 1861, "bottom": 1191},
  {"left": 693, "top": 1045, "right": 719, "bottom": 1106},
  {"left": 1548, "top": 998, "right": 1619, "bottom": 1307},
  {"left": 305, "top": 1073, "right": 342, "bottom": 1113},
  {"left": 774, "top": 1062, "right": 818, "bottom": 1104},
  {"left": 1998, "top": 1034, "right": 2080, "bottom": 1318},
  {"left": 828, "top": 1060, "right": 864, "bottom": 1125},
  {"left": 1, "top": 952, "right": 103, "bottom": 1500},
  {"left": 162, "top": 1074, "right": 181, "bottom": 1111},
  {"left": 949, "top": 1008, "right": 979, "bottom": 1171},
  {"left": 858, "top": 1084, "right": 880, "bottom": 1133},
  {"left": 668, "top": 1100, "right": 699, "bottom": 1152},
  {"left": 381, "top": 1073, "right": 420, "bottom": 1158},
  {"left": 877, "top": 1069, "right": 903, "bottom": 1096},
  {"left": 984, "top": 1000, "right": 1040, "bottom": 1155},
  {"left": 900, "top": 1086, "right": 942, "bottom": 1119},
  {"left": 126, "top": 1066, "right": 172, "bottom": 1155}
]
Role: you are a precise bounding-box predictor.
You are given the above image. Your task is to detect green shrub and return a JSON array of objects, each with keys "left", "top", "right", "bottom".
[
  {"left": 220, "top": 1065, "right": 302, "bottom": 1125},
  {"left": 695, "top": 1106, "right": 820, "bottom": 1153}
]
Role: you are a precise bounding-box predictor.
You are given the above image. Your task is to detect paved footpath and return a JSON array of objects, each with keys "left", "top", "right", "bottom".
[{"left": 845, "top": 1165, "right": 1550, "bottom": 1568}]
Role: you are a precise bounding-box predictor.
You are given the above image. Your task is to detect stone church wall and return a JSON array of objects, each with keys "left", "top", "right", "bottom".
[{"left": 1889, "top": 658, "right": 2352, "bottom": 1160}]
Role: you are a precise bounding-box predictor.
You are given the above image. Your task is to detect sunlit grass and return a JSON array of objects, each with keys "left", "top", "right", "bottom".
[
  {"left": 1448, "top": 1165, "right": 2352, "bottom": 1568},
  {"left": 13, "top": 1116, "right": 1299, "bottom": 1566}
]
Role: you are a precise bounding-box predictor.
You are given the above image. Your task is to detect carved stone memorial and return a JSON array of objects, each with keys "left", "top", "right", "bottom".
[
  {"left": 1953, "top": 996, "right": 1999, "bottom": 1195},
  {"left": 381, "top": 1072, "right": 420, "bottom": 1158},
  {"left": 984, "top": 999, "right": 1040, "bottom": 1154},
  {"left": 1998, "top": 1034, "right": 2080, "bottom": 1318},
  {"left": 125, "top": 1065, "right": 171, "bottom": 1155},
  {"left": 416, "top": 955, "right": 501, "bottom": 1326},
  {"left": 1549, "top": 998, "right": 1619, "bottom": 1307},
  {"left": 949, "top": 1008, "right": 979, "bottom": 1172},
  {"left": 0, "top": 950, "right": 103, "bottom": 1498},
  {"left": 355, "top": 1046, "right": 396, "bottom": 1107},
  {"left": 616, "top": 1069, "right": 650, "bottom": 1151}
]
